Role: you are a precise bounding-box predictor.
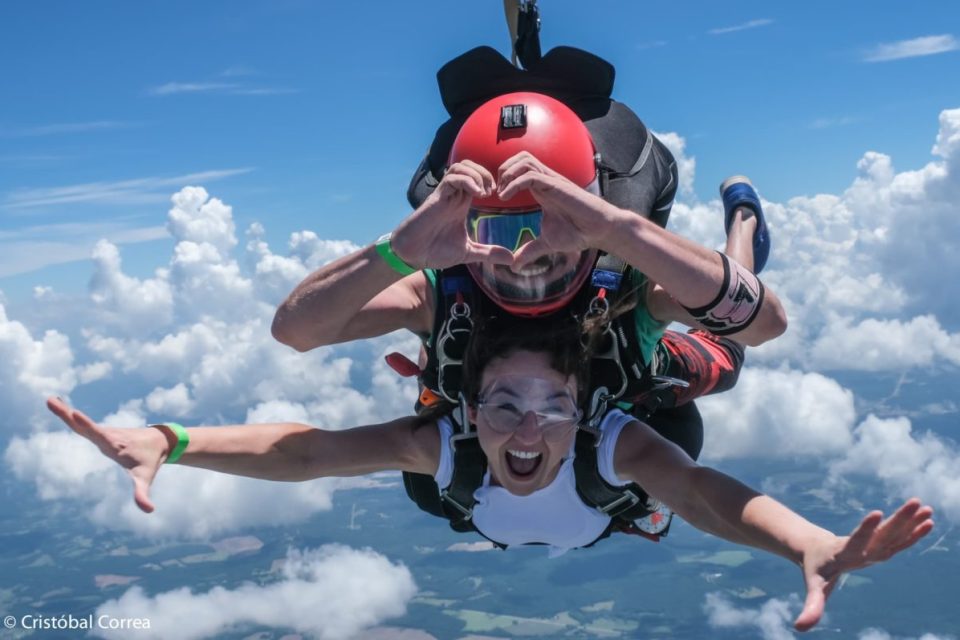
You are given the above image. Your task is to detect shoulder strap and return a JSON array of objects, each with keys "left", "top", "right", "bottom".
[
  {"left": 420, "top": 265, "right": 479, "bottom": 405},
  {"left": 572, "top": 429, "right": 654, "bottom": 523},
  {"left": 580, "top": 255, "right": 653, "bottom": 405},
  {"left": 401, "top": 431, "right": 487, "bottom": 535}
]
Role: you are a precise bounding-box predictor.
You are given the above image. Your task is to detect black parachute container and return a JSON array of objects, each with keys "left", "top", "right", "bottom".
[{"left": 406, "top": 45, "right": 678, "bottom": 229}]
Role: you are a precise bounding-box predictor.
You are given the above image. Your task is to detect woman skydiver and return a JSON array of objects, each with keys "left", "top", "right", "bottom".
[{"left": 47, "top": 315, "right": 932, "bottom": 633}]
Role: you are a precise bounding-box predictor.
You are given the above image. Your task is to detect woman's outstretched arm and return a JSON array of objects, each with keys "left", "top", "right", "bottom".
[
  {"left": 614, "top": 419, "right": 934, "bottom": 632},
  {"left": 46, "top": 397, "right": 439, "bottom": 512}
]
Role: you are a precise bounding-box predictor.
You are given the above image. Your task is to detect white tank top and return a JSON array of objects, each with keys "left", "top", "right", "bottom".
[{"left": 434, "top": 409, "right": 636, "bottom": 551}]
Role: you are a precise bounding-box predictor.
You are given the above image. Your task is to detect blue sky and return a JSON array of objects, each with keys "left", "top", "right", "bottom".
[{"left": 2, "top": 1, "right": 959, "bottom": 298}]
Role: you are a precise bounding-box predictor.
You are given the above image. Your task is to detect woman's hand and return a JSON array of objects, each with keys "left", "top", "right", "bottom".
[
  {"left": 795, "top": 498, "right": 934, "bottom": 632},
  {"left": 46, "top": 397, "right": 169, "bottom": 514},
  {"left": 391, "top": 160, "right": 515, "bottom": 270}
]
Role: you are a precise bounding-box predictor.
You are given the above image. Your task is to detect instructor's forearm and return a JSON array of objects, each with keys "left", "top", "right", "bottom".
[
  {"left": 600, "top": 205, "right": 786, "bottom": 344},
  {"left": 271, "top": 244, "right": 403, "bottom": 351}
]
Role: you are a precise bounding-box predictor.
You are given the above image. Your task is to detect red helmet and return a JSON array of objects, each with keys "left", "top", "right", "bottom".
[{"left": 450, "top": 92, "right": 599, "bottom": 316}]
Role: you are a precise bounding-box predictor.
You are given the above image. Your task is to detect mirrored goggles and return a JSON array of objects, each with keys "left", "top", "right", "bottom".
[
  {"left": 476, "top": 376, "right": 581, "bottom": 440},
  {"left": 468, "top": 208, "right": 542, "bottom": 253}
]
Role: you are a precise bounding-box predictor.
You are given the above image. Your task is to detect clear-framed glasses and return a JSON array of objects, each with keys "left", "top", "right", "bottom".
[{"left": 476, "top": 376, "right": 582, "bottom": 441}]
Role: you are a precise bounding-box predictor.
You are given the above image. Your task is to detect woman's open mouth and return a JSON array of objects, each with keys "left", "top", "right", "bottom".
[{"left": 506, "top": 449, "right": 543, "bottom": 477}]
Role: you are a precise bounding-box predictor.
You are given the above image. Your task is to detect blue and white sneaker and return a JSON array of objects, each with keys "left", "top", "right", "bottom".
[{"left": 719, "top": 175, "right": 770, "bottom": 274}]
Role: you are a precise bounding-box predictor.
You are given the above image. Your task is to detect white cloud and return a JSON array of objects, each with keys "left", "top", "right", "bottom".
[
  {"left": 90, "top": 239, "right": 174, "bottom": 334},
  {"left": 0, "top": 303, "right": 78, "bottom": 433},
  {"left": 6, "top": 184, "right": 422, "bottom": 538},
  {"left": 859, "top": 629, "right": 956, "bottom": 640},
  {"left": 810, "top": 315, "right": 960, "bottom": 371},
  {"left": 92, "top": 545, "right": 416, "bottom": 640},
  {"left": 829, "top": 415, "right": 960, "bottom": 523},
  {"left": 148, "top": 82, "right": 241, "bottom": 96},
  {"left": 671, "top": 108, "right": 960, "bottom": 374},
  {"left": 148, "top": 82, "right": 298, "bottom": 97},
  {"left": 5, "top": 427, "right": 382, "bottom": 538},
  {"left": 0, "top": 225, "right": 169, "bottom": 279},
  {"left": 703, "top": 592, "right": 800, "bottom": 640},
  {"left": 653, "top": 130, "right": 696, "bottom": 199},
  {"left": 709, "top": 19, "right": 774, "bottom": 36},
  {"left": 166, "top": 186, "right": 238, "bottom": 254},
  {"left": 864, "top": 35, "right": 959, "bottom": 63},
  {"left": 699, "top": 367, "right": 855, "bottom": 460},
  {"left": 446, "top": 541, "right": 496, "bottom": 552}
]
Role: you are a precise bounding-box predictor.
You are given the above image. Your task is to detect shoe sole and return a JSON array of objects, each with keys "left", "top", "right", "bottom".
[{"left": 719, "top": 174, "right": 754, "bottom": 195}]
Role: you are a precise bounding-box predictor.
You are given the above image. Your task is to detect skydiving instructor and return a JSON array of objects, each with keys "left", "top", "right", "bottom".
[{"left": 271, "top": 94, "right": 787, "bottom": 375}]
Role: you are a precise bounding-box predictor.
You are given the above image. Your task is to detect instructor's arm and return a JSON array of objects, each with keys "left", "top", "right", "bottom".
[{"left": 272, "top": 160, "right": 513, "bottom": 351}]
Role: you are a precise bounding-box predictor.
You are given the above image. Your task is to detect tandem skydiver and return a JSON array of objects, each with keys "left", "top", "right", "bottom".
[
  {"left": 48, "top": 313, "right": 932, "bottom": 632},
  {"left": 271, "top": 78, "right": 784, "bottom": 537}
]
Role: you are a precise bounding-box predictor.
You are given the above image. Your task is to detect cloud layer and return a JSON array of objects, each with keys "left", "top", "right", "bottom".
[{"left": 92, "top": 545, "right": 416, "bottom": 640}]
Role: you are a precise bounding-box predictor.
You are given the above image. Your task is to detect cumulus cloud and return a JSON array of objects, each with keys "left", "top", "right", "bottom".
[
  {"left": 0, "top": 303, "right": 79, "bottom": 433},
  {"left": 5, "top": 428, "right": 383, "bottom": 538},
  {"left": 703, "top": 592, "right": 800, "bottom": 640},
  {"left": 810, "top": 315, "right": 960, "bottom": 371},
  {"left": 829, "top": 415, "right": 960, "bottom": 523},
  {"left": 671, "top": 108, "right": 960, "bottom": 373},
  {"left": 92, "top": 545, "right": 416, "bottom": 640},
  {"left": 90, "top": 239, "right": 174, "bottom": 334},
  {"left": 5, "top": 184, "right": 423, "bottom": 539},
  {"left": 699, "top": 367, "right": 855, "bottom": 460}
]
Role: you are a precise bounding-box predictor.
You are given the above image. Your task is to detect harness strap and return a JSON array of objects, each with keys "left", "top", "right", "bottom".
[
  {"left": 584, "top": 254, "right": 652, "bottom": 404},
  {"left": 572, "top": 429, "right": 654, "bottom": 522},
  {"left": 439, "top": 433, "right": 487, "bottom": 531},
  {"left": 421, "top": 267, "right": 478, "bottom": 405}
]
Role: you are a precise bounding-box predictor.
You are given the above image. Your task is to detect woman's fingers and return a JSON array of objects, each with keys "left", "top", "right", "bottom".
[
  {"left": 132, "top": 476, "right": 155, "bottom": 514},
  {"left": 47, "top": 397, "right": 103, "bottom": 443},
  {"left": 794, "top": 582, "right": 826, "bottom": 632}
]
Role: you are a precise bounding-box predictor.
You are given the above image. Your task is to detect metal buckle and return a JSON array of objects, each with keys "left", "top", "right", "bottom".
[
  {"left": 648, "top": 375, "right": 691, "bottom": 391},
  {"left": 440, "top": 490, "right": 474, "bottom": 520},
  {"left": 598, "top": 489, "right": 641, "bottom": 515}
]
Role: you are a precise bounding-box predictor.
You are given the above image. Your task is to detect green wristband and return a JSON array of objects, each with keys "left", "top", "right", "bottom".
[
  {"left": 375, "top": 233, "right": 417, "bottom": 276},
  {"left": 158, "top": 422, "right": 189, "bottom": 464}
]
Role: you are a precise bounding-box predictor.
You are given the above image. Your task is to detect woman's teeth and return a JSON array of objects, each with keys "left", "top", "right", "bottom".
[{"left": 506, "top": 449, "right": 542, "bottom": 477}]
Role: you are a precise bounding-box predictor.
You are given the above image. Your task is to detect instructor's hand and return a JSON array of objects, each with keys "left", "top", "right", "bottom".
[
  {"left": 795, "top": 498, "right": 934, "bottom": 632},
  {"left": 391, "top": 160, "right": 514, "bottom": 270},
  {"left": 497, "top": 152, "right": 614, "bottom": 267},
  {"left": 46, "top": 397, "right": 169, "bottom": 513}
]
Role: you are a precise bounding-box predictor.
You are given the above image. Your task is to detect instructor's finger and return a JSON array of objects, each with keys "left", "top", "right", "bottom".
[{"left": 465, "top": 241, "right": 515, "bottom": 266}]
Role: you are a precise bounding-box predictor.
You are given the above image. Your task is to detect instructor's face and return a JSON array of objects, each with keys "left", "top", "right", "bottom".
[{"left": 470, "top": 349, "right": 579, "bottom": 496}]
